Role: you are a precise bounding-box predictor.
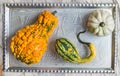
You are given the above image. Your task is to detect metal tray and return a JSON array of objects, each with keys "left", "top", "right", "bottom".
[{"left": 3, "top": 3, "right": 118, "bottom": 73}]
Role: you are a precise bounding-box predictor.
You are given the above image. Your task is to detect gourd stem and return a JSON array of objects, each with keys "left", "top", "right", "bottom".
[
  {"left": 52, "top": 11, "right": 57, "bottom": 15},
  {"left": 77, "top": 30, "right": 90, "bottom": 45},
  {"left": 99, "top": 22, "right": 105, "bottom": 27}
]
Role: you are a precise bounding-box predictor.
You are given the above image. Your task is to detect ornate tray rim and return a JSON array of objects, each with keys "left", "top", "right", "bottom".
[{"left": 2, "top": 3, "right": 119, "bottom": 73}]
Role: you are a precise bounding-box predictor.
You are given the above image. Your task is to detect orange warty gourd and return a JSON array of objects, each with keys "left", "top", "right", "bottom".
[{"left": 10, "top": 10, "right": 58, "bottom": 65}]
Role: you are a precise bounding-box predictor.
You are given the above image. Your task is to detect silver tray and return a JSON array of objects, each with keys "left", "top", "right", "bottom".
[{"left": 3, "top": 3, "right": 118, "bottom": 73}]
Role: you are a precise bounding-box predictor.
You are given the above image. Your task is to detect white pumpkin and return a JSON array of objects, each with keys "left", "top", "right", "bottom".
[{"left": 87, "top": 10, "right": 115, "bottom": 36}]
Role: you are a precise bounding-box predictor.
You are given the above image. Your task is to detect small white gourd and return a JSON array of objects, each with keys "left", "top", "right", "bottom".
[{"left": 87, "top": 10, "right": 115, "bottom": 36}]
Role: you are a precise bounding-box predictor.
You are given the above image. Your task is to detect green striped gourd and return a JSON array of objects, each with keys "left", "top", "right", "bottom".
[{"left": 55, "top": 31, "right": 96, "bottom": 63}]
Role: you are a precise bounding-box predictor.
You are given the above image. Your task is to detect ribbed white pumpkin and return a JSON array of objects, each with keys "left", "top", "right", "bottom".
[{"left": 87, "top": 10, "right": 115, "bottom": 36}]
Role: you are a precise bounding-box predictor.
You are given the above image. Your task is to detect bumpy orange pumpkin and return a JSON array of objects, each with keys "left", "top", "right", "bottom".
[{"left": 10, "top": 10, "right": 58, "bottom": 65}]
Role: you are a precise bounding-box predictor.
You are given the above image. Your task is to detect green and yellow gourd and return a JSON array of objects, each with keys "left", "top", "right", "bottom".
[{"left": 55, "top": 31, "right": 96, "bottom": 63}]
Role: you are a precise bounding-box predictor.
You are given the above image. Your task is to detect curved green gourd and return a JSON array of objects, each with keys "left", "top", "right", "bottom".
[{"left": 55, "top": 31, "right": 96, "bottom": 63}]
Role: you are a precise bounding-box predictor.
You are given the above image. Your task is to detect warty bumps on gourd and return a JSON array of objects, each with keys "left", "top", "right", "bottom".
[{"left": 10, "top": 10, "right": 58, "bottom": 65}]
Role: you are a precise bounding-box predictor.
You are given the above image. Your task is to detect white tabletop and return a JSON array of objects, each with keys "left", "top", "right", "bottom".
[{"left": 0, "top": 0, "right": 120, "bottom": 76}]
